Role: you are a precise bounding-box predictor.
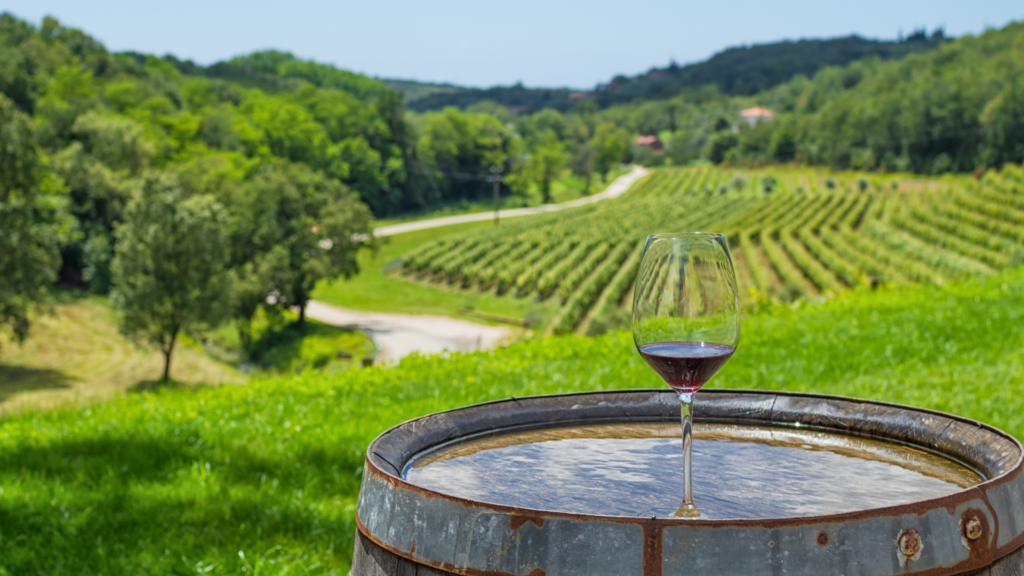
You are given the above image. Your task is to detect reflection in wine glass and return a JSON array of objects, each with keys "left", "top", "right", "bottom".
[{"left": 632, "top": 232, "right": 740, "bottom": 517}]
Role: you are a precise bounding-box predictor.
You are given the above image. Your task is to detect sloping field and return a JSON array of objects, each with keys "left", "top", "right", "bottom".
[
  {"left": 396, "top": 164, "right": 1024, "bottom": 334},
  {"left": 0, "top": 297, "right": 243, "bottom": 413}
]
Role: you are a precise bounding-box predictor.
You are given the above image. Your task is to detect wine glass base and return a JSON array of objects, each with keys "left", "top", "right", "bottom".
[{"left": 673, "top": 502, "right": 701, "bottom": 518}]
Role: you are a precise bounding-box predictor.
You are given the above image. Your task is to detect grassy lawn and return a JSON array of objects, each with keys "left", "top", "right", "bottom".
[
  {"left": 314, "top": 221, "right": 562, "bottom": 323},
  {"left": 2, "top": 271, "right": 1023, "bottom": 574},
  {"left": 0, "top": 295, "right": 242, "bottom": 414}
]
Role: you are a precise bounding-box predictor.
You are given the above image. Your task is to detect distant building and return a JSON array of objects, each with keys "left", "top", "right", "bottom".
[
  {"left": 568, "top": 91, "right": 590, "bottom": 102},
  {"left": 634, "top": 135, "right": 663, "bottom": 152},
  {"left": 739, "top": 106, "right": 775, "bottom": 127},
  {"left": 505, "top": 105, "right": 530, "bottom": 115}
]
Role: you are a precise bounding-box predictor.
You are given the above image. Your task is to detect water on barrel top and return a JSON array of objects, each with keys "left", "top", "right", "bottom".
[{"left": 403, "top": 423, "right": 983, "bottom": 520}]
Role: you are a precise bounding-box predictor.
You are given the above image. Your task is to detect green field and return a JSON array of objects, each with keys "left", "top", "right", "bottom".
[
  {"left": 398, "top": 164, "right": 1024, "bottom": 335},
  {"left": 1, "top": 271, "right": 1022, "bottom": 574}
]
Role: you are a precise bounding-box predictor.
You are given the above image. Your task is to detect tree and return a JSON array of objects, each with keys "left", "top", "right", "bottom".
[
  {"left": 510, "top": 130, "right": 568, "bottom": 203},
  {"left": 706, "top": 131, "right": 739, "bottom": 164},
  {"left": 0, "top": 94, "right": 67, "bottom": 352},
  {"left": 229, "top": 162, "right": 375, "bottom": 333},
  {"left": 110, "top": 173, "right": 231, "bottom": 382},
  {"left": 568, "top": 142, "right": 597, "bottom": 194},
  {"left": 591, "top": 123, "right": 630, "bottom": 181}
]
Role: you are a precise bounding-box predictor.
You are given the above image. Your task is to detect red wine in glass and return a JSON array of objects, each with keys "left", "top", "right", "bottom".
[
  {"left": 637, "top": 342, "right": 735, "bottom": 394},
  {"left": 632, "top": 232, "right": 740, "bottom": 517}
]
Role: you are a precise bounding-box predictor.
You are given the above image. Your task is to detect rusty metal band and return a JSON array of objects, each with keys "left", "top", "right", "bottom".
[{"left": 355, "top": 389, "right": 1024, "bottom": 576}]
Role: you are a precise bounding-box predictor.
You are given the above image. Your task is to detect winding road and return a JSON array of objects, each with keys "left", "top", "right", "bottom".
[
  {"left": 373, "top": 166, "right": 649, "bottom": 237},
  {"left": 305, "top": 166, "right": 648, "bottom": 362}
]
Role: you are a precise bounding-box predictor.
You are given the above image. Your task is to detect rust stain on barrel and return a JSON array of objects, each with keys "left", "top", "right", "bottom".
[
  {"left": 445, "top": 568, "right": 545, "bottom": 576},
  {"left": 961, "top": 508, "right": 992, "bottom": 566},
  {"left": 642, "top": 523, "right": 664, "bottom": 576},
  {"left": 509, "top": 514, "right": 545, "bottom": 531}
]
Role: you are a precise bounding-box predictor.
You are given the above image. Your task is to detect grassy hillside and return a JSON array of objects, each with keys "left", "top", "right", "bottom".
[
  {"left": 0, "top": 296, "right": 377, "bottom": 412},
  {"left": 397, "top": 164, "right": 1024, "bottom": 335},
  {"left": 0, "top": 296, "right": 242, "bottom": 413},
  {"left": 1, "top": 270, "right": 1021, "bottom": 574}
]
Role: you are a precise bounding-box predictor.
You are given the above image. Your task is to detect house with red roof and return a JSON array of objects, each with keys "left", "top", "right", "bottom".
[
  {"left": 634, "top": 135, "right": 663, "bottom": 152},
  {"left": 739, "top": 106, "right": 775, "bottom": 127}
]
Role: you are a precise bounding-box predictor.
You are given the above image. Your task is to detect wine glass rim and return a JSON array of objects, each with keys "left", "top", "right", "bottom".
[{"left": 646, "top": 231, "right": 726, "bottom": 240}]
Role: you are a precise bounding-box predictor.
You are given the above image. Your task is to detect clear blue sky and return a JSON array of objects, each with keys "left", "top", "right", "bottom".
[{"left": 2, "top": 0, "right": 1021, "bottom": 88}]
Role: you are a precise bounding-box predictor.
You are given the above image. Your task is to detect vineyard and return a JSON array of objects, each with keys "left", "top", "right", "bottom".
[{"left": 396, "top": 164, "right": 1024, "bottom": 335}]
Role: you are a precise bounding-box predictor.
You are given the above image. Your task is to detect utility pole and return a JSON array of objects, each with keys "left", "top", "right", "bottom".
[{"left": 487, "top": 165, "right": 504, "bottom": 225}]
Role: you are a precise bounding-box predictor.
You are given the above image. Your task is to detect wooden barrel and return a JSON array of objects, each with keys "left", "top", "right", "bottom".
[{"left": 352, "top": 389, "right": 1024, "bottom": 575}]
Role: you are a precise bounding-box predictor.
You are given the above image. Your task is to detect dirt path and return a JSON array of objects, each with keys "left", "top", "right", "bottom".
[
  {"left": 303, "top": 301, "right": 515, "bottom": 364},
  {"left": 373, "top": 166, "right": 649, "bottom": 237}
]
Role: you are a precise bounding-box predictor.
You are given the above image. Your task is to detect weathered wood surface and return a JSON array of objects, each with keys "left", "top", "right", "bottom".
[{"left": 354, "top": 531, "right": 453, "bottom": 576}]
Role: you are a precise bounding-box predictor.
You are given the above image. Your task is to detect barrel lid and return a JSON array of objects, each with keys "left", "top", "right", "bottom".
[{"left": 356, "top": 389, "right": 1024, "bottom": 576}]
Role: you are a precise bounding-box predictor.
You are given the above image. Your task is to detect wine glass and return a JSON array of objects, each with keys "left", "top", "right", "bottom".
[{"left": 632, "top": 232, "right": 740, "bottom": 517}]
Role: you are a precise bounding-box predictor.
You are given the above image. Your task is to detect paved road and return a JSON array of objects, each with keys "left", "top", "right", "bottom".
[
  {"left": 308, "top": 167, "right": 648, "bottom": 362},
  {"left": 373, "top": 166, "right": 649, "bottom": 237},
  {"left": 304, "top": 301, "right": 514, "bottom": 364}
]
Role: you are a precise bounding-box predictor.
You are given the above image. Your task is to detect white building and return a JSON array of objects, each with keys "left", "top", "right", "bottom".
[{"left": 739, "top": 106, "right": 776, "bottom": 127}]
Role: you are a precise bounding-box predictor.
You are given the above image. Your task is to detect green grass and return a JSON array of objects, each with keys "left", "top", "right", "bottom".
[
  {"left": 0, "top": 295, "right": 243, "bottom": 413},
  {"left": 0, "top": 296, "right": 376, "bottom": 412},
  {"left": 2, "top": 271, "right": 1024, "bottom": 574},
  {"left": 203, "top": 309, "right": 377, "bottom": 374},
  {"left": 314, "top": 221, "right": 562, "bottom": 323}
]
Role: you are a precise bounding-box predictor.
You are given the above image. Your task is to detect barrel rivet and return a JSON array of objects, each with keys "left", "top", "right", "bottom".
[
  {"left": 898, "top": 530, "right": 921, "bottom": 557},
  {"left": 964, "top": 518, "right": 983, "bottom": 541},
  {"left": 816, "top": 531, "right": 829, "bottom": 547}
]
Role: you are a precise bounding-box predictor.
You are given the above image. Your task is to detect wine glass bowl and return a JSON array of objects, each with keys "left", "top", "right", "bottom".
[{"left": 632, "top": 232, "right": 740, "bottom": 517}]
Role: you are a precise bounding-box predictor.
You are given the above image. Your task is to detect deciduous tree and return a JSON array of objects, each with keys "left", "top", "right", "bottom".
[
  {"left": 110, "top": 173, "right": 231, "bottom": 382},
  {"left": 227, "top": 162, "right": 375, "bottom": 335},
  {"left": 510, "top": 130, "right": 568, "bottom": 203},
  {"left": 591, "top": 123, "right": 630, "bottom": 181}
]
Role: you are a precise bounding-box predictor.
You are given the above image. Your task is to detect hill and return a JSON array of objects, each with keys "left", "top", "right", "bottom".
[
  {"left": 398, "top": 163, "right": 1024, "bottom": 335},
  {"left": 403, "top": 31, "right": 946, "bottom": 112}
]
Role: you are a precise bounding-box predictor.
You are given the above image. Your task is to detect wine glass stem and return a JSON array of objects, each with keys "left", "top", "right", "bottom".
[{"left": 679, "top": 391, "right": 695, "bottom": 508}]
